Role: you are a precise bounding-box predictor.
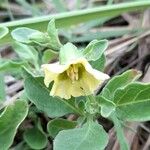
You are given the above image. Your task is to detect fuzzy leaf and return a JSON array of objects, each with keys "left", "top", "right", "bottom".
[
  {"left": 101, "top": 69, "right": 141, "bottom": 100},
  {"left": 114, "top": 82, "right": 150, "bottom": 121},
  {"left": 12, "top": 42, "right": 38, "bottom": 64},
  {"left": 97, "top": 96, "right": 115, "bottom": 118},
  {"left": 54, "top": 121, "right": 108, "bottom": 150},
  {"left": 83, "top": 39, "right": 108, "bottom": 61},
  {"left": 90, "top": 54, "right": 106, "bottom": 71},
  {"left": 47, "top": 118, "right": 77, "bottom": 138},
  {"left": 29, "top": 32, "right": 51, "bottom": 47},
  {"left": 42, "top": 49, "right": 58, "bottom": 63},
  {"left": 0, "top": 59, "right": 25, "bottom": 73},
  {"left": 47, "top": 19, "right": 62, "bottom": 51},
  {"left": 11, "top": 27, "right": 39, "bottom": 43},
  {"left": 59, "top": 43, "right": 82, "bottom": 64},
  {"left": 24, "top": 127, "right": 48, "bottom": 149},
  {"left": 0, "top": 100, "right": 28, "bottom": 150}
]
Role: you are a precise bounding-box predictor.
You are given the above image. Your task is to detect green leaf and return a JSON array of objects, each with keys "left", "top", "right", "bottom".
[
  {"left": 47, "top": 118, "right": 77, "bottom": 138},
  {"left": 11, "top": 27, "right": 39, "bottom": 43},
  {"left": 47, "top": 19, "right": 62, "bottom": 51},
  {"left": 24, "top": 70, "right": 76, "bottom": 118},
  {"left": 97, "top": 96, "right": 115, "bottom": 118},
  {"left": 28, "top": 19, "right": 62, "bottom": 51},
  {"left": 90, "top": 54, "right": 106, "bottom": 71},
  {"left": 54, "top": 121, "right": 108, "bottom": 150},
  {"left": 12, "top": 42, "right": 38, "bottom": 64},
  {"left": 0, "top": 99, "right": 28, "bottom": 150},
  {"left": 0, "top": 74, "right": 5, "bottom": 102},
  {"left": 0, "top": 26, "right": 8, "bottom": 39},
  {"left": 24, "top": 127, "right": 48, "bottom": 149},
  {"left": 11, "top": 26, "right": 60, "bottom": 51},
  {"left": 101, "top": 69, "right": 142, "bottom": 100},
  {"left": 29, "top": 31, "right": 51, "bottom": 47},
  {"left": 83, "top": 39, "right": 108, "bottom": 61},
  {"left": 0, "top": 59, "right": 25, "bottom": 73},
  {"left": 42, "top": 49, "right": 58, "bottom": 63},
  {"left": 59, "top": 42, "right": 82, "bottom": 65},
  {"left": 114, "top": 82, "right": 150, "bottom": 121}
]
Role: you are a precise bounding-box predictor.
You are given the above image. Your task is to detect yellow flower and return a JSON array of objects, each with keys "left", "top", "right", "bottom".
[{"left": 42, "top": 58, "right": 109, "bottom": 99}]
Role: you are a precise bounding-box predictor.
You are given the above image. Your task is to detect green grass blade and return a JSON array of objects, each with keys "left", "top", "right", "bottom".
[
  {"left": 70, "top": 27, "right": 149, "bottom": 42},
  {"left": 51, "top": 0, "right": 67, "bottom": 12},
  {"left": 0, "top": 1, "right": 150, "bottom": 45}
]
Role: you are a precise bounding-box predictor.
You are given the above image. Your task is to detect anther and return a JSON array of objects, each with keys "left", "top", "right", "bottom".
[{"left": 67, "top": 64, "right": 79, "bottom": 82}]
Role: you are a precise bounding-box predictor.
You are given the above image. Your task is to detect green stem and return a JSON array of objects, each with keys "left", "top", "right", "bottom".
[
  {"left": 85, "top": 95, "right": 99, "bottom": 115},
  {"left": 87, "top": 95, "right": 96, "bottom": 103},
  {"left": 61, "top": 99, "right": 84, "bottom": 116},
  {"left": 111, "top": 114, "right": 129, "bottom": 150}
]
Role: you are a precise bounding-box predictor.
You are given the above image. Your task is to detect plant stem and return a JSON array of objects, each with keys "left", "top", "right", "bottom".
[
  {"left": 60, "top": 99, "right": 84, "bottom": 116},
  {"left": 111, "top": 114, "right": 129, "bottom": 150},
  {"left": 85, "top": 95, "right": 99, "bottom": 115}
]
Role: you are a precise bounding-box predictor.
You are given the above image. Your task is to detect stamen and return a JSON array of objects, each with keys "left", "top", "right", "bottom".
[
  {"left": 73, "top": 64, "right": 78, "bottom": 73},
  {"left": 75, "top": 73, "right": 78, "bottom": 80},
  {"left": 67, "top": 64, "right": 79, "bottom": 82}
]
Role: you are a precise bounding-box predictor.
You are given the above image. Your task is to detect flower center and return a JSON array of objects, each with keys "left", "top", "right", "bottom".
[{"left": 66, "top": 64, "right": 79, "bottom": 82}]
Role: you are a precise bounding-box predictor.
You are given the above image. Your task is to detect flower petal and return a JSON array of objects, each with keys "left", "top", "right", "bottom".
[
  {"left": 42, "top": 63, "right": 70, "bottom": 87},
  {"left": 80, "top": 70, "right": 100, "bottom": 94},
  {"left": 70, "top": 57, "right": 109, "bottom": 81},
  {"left": 50, "top": 77, "right": 72, "bottom": 99},
  {"left": 50, "top": 73, "right": 87, "bottom": 99},
  {"left": 42, "top": 62, "right": 69, "bottom": 74},
  {"left": 70, "top": 81, "right": 85, "bottom": 97},
  {"left": 82, "top": 60, "right": 110, "bottom": 81},
  {"left": 42, "top": 67, "right": 57, "bottom": 87}
]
